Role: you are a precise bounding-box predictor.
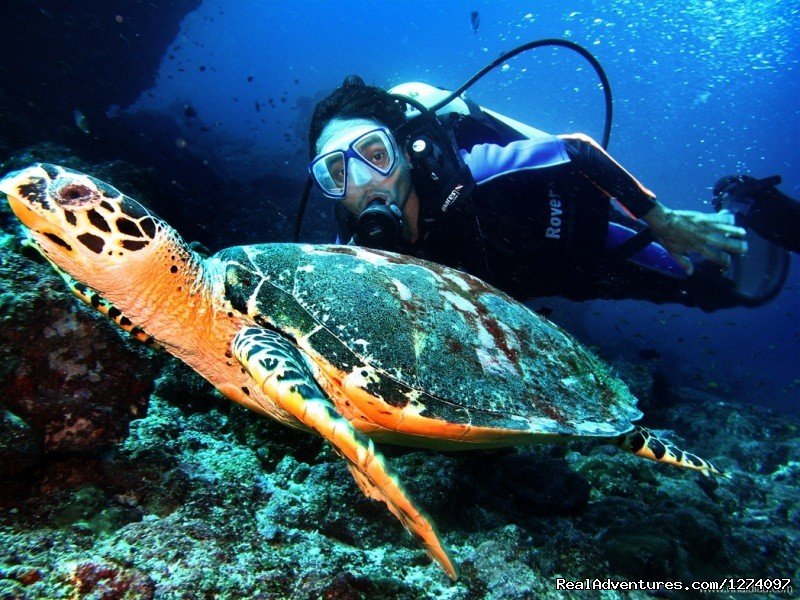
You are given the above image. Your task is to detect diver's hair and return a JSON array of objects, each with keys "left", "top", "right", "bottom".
[{"left": 308, "top": 75, "right": 406, "bottom": 159}]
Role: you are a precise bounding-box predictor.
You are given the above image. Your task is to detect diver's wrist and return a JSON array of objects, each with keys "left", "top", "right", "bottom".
[{"left": 641, "top": 201, "right": 671, "bottom": 228}]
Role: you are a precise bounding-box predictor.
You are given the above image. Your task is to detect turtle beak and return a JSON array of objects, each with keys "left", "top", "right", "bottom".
[
  {"left": 0, "top": 168, "right": 26, "bottom": 194},
  {"left": 0, "top": 165, "right": 53, "bottom": 230}
]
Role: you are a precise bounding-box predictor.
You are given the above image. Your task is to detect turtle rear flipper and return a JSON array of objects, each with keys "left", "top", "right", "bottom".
[
  {"left": 615, "top": 425, "right": 724, "bottom": 477},
  {"left": 232, "top": 327, "right": 457, "bottom": 580}
]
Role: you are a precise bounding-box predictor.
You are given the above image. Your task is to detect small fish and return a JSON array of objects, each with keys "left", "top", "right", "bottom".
[
  {"left": 470, "top": 11, "right": 480, "bottom": 34},
  {"left": 638, "top": 348, "right": 661, "bottom": 360},
  {"left": 72, "top": 108, "right": 90, "bottom": 135},
  {"left": 534, "top": 306, "right": 553, "bottom": 317},
  {"left": 255, "top": 101, "right": 261, "bottom": 112},
  {"left": 184, "top": 105, "right": 197, "bottom": 118},
  {"left": 247, "top": 75, "right": 254, "bottom": 82}
]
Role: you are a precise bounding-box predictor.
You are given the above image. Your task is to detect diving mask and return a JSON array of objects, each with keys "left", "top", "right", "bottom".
[{"left": 309, "top": 127, "right": 397, "bottom": 199}]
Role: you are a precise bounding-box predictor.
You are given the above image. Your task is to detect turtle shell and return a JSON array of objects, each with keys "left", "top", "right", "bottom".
[{"left": 218, "top": 243, "right": 642, "bottom": 438}]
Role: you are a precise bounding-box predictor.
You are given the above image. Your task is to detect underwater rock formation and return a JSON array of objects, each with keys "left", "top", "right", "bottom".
[
  {"left": 0, "top": 409, "right": 40, "bottom": 479},
  {"left": 1, "top": 381, "right": 798, "bottom": 598},
  {"left": 0, "top": 165, "right": 160, "bottom": 463},
  {"left": 0, "top": 1, "right": 201, "bottom": 149}
]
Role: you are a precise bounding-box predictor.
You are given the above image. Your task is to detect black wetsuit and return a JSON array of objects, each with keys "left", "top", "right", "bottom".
[{"left": 336, "top": 131, "right": 792, "bottom": 311}]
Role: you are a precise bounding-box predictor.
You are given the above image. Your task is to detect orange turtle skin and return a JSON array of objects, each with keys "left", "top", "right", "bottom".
[{"left": 0, "top": 164, "right": 723, "bottom": 581}]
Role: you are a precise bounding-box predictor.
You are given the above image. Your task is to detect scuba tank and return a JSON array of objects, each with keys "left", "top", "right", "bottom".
[{"left": 389, "top": 81, "right": 556, "bottom": 143}]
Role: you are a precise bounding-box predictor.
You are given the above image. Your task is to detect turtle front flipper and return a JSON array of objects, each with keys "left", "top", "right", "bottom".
[
  {"left": 615, "top": 425, "right": 724, "bottom": 477},
  {"left": 232, "top": 327, "right": 457, "bottom": 580}
]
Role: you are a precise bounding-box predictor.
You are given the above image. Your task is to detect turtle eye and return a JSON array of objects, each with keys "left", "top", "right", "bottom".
[{"left": 55, "top": 182, "right": 95, "bottom": 207}]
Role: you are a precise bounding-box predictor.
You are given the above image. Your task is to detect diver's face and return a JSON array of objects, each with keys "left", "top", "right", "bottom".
[{"left": 315, "top": 118, "right": 412, "bottom": 216}]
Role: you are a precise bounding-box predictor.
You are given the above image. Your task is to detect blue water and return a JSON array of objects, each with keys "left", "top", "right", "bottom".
[{"left": 132, "top": 0, "right": 799, "bottom": 411}]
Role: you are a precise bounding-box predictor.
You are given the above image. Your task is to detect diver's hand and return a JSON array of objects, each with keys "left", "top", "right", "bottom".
[{"left": 642, "top": 202, "right": 748, "bottom": 275}]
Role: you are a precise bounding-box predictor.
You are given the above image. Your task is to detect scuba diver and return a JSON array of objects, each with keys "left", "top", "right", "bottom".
[{"left": 298, "top": 43, "right": 799, "bottom": 311}]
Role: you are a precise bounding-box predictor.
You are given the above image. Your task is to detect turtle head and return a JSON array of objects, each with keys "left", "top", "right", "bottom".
[{"left": 1, "top": 163, "right": 163, "bottom": 286}]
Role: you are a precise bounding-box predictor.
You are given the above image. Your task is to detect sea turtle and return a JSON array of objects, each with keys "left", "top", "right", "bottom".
[{"left": 1, "top": 163, "right": 721, "bottom": 580}]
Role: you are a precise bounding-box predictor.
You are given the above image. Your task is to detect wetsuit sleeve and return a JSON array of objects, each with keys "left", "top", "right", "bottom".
[
  {"left": 461, "top": 134, "right": 571, "bottom": 184},
  {"left": 559, "top": 133, "right": 657, "bottom": 218},
  {"left": 461, "top": 133, "right": 656, "bottom": 218}
]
